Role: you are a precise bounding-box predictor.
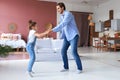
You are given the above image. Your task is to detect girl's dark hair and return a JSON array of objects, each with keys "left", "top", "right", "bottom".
[
  {"left": 29, "top": 22, "right": 36, "bottom": 30},
  {"left": 28, "top": 20, "right": 33, "bottom": 28},
  {"left": 28, "top": 20, "right": 32, "bottom": 24},
  {"left": 57, "top": 2, "right": 66, "bottom": 10}
]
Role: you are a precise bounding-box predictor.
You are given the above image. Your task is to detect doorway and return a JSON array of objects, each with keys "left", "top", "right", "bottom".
[{"left": 71, "top": 11, "right": 91, "bottom": 47}]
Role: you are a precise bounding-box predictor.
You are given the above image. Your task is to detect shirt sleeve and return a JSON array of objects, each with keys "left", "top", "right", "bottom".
[{"left": 52, "top": 12, "right": 72, "bottom": 32}]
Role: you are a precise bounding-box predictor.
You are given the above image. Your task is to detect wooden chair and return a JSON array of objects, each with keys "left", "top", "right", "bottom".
[
  {"left": 111, "top": 33, "right": 120, "bottom": 51},
  {"left": 97, "top": 35, "right": 112, "bottom": 51},
  {"left": 94, "top": 37, "right": 104, "bottom": 51},
  {"left": 111, "top": 43, "right": 120, "bottom": 51},
  {"left": 100, "top": 36, "right": 113, "bottom": 51}
]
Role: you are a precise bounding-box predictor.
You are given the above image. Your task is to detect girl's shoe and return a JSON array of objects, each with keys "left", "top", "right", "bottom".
[{"left": 26, "top": 71, "right": 33, "bottom": 77}]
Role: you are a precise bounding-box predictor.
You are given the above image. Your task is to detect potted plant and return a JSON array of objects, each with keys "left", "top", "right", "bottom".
[{"left": 0, "top": 45, "right": 13, "bottom": 57}]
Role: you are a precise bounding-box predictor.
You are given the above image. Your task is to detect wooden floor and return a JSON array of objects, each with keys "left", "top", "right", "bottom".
[{"left": 0, "top": 52, "right": 29, "bottom": 60}]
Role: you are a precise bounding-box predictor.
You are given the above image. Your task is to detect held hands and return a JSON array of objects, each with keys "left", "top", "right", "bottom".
[
  {"left": 44, "top": 28, "right": 52, "bottom": 35},
  {"left": 37, "top": 28, "right": 52, "bottom": 38}
]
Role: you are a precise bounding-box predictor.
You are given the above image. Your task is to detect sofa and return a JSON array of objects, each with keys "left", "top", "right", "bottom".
[
  {"left": 0, "top": 33, "right": 26, "bottom": 51},
  {"left": 34, "top": 38, "right": 73, "bottom": 61}
]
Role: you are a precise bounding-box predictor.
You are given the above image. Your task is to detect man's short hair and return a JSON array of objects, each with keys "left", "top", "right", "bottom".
[{"left": 57, "top": 2, "right": 66, "bottom": 10}]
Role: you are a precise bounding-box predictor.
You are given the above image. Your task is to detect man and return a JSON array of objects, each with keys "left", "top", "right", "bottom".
[{"left": 51, "top": 2, "right": 83, "bottom": 73}]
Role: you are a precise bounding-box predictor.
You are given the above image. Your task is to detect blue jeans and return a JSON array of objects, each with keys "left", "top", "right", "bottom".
[
  {"left": 26, "top": 43, "right": 36, "bottom": 72},
  {"left": 61, "top": 35, "right": 82, "bottom": 70}
]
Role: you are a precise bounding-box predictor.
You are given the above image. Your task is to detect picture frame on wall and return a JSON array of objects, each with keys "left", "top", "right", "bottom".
[{"left": 8, "top": 23, "right": 17, "bottom": 33}]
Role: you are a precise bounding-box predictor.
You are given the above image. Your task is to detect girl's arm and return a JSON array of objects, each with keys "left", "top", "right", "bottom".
[{"left": 34, "top": 29, "right": 51, "bottom": 38}]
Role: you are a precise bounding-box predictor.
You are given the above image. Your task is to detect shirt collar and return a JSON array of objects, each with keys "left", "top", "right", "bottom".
[{"left": 61, "top": 10, "right": 66, "bottom": 16}]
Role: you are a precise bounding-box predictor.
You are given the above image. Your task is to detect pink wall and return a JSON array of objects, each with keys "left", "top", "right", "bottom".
[{"left": 0, "top": 0, "right": 57, "bottom": 41}]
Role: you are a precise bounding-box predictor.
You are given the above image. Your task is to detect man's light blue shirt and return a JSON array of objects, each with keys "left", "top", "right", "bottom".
[{"left": 52, "top": 10, "right": 79, "bottom": 41}]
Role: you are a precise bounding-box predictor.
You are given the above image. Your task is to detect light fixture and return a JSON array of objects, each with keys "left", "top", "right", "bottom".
[
  {"left": 88, "top": 14, "right": 92, "bottom": 20},
  {"left": 88, "top": 14, "right": 94, "bottom": 27},
  {"left": 89, "top": 21, "right": 94, "bottom": 27}
]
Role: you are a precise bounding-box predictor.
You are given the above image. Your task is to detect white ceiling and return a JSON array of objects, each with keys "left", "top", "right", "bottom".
[{"left": 39, "top": 0, "right": 110, "bottom": 6}]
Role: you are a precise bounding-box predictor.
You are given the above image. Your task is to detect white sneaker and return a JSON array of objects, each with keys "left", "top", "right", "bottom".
[
  {"left": 27, "top": 71, "right": 33, "bottom": 77},
  {"left": 60, "top": 69, "right": 69, "bottom": 72},
  {"left": 76, "top": 70, "right": 82, "bottom": 74}
]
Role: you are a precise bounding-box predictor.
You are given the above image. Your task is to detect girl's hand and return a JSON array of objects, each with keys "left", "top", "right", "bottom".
[{"left": 44, "top": 28, "right": 52, "bottom": 35}]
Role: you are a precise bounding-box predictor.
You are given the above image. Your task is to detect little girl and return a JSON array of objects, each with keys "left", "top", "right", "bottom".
[{"left": 26, "top": 21, "right": 50, "bottom": 77}]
